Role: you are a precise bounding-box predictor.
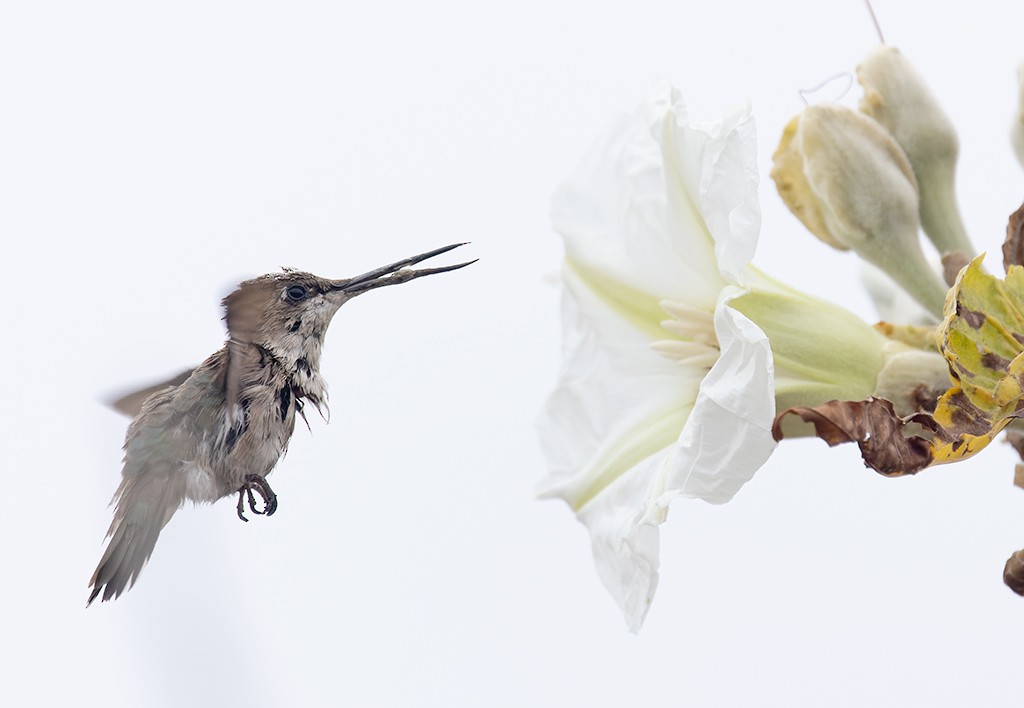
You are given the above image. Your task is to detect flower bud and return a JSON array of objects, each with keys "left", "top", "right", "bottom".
[
  {"left": 1012, "top": 64, "right": 1024, "bottom": 169},
  {"left": 858, "top": 46, "right": 974, "bottom": 257},
  {"left": 771, "top": 104, "right": 948, "bottom": 317}
]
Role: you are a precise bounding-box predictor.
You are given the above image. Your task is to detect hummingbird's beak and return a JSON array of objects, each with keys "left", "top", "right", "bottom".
[{"left": 332, "top": 243, "right": 476, "bottom": 295}]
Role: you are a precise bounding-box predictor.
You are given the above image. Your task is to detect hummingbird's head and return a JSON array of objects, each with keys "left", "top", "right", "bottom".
[{"left": 222, "top": 243, "right": 474, "bottom": 366}]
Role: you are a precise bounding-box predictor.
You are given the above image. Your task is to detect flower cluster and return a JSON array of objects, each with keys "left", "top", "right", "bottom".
[{"left": 540, "top": 47, "right": 1024, "bottom": 629}]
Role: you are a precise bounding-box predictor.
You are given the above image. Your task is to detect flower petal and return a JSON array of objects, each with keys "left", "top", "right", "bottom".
[
  {"left": 562, "top": 289, "right": 777, "bottom": 631},
  {"left": 666, "top": 287, "right": 778, "bottom": 504},
  {"left": 552, "top": 87, "right": 727, "bottom": 310},
  {"left": 575, "top": 452, "right": 669, "bottom": 632},
  {"left": 652, "top": 83, "right": 761, "bottom": 283},
  {"left": 537, "top": 265, "right": 698, "bottom": 510}
]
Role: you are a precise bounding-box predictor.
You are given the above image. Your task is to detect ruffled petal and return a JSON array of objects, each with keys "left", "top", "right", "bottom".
[
  {"left": 652, "top": 83, "right": 761, "bottom": 284},
  {"left": 666, "top": 287, "right": 778, "bottom": 503},
  {"left": 552, "top": 88, "right": 727, "bottom": 310},
  {"left": 570, "top": 289, "right": 777, "bottom": 631},
  {"left": 575, "top": 452, "right": 669, "bottom": 632}
]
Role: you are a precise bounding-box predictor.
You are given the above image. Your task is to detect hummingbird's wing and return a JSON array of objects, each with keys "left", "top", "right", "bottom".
[
  {"left": 106, "top": 275, "right": 265, "bottom": 420},
  {"left": 223, "top": 283, "right": 267, "bottom": 417},
  {"left": 88, "top": 386, "right": 197, "bottom": 604},
  {"left": 107, "top": 369, "right": 195, "bottom": 417}
]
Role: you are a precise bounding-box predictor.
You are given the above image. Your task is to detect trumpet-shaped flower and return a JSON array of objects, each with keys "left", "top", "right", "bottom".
[
  {"left": 539, "top": 83, "right": 951, "bottom": 631},
  {"left": 538, "top": 84, "right": 776, "bottom": 631}
]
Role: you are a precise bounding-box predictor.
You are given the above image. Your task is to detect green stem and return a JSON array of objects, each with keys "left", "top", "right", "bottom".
[{"left": 918, "top": 165, "right": 975, "bottom": 258}]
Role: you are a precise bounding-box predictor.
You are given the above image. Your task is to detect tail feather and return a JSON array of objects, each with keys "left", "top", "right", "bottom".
[{"left": 87, "top": 474, "right": 183, "bottom": 605}]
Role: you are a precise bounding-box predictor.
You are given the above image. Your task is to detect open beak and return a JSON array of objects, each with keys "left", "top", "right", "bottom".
[{"left": 332, "top": 243, "right": 476, "bottom": 295}]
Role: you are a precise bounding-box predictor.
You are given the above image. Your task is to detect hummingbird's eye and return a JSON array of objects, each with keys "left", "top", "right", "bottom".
[{"left": 285, "top": 284, "right": 309, "bottom": 303}]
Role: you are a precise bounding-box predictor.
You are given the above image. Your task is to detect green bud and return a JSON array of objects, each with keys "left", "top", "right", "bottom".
[
  {"left": 771, "top": 104, "right": 948, "bottom": 318},
  {"left": 858, "top": 46, "right": 974, "bottom": 258}
]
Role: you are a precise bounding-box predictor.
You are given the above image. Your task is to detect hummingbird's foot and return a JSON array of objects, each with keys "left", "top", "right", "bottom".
[
  {"left": 235, "top": 486, "right": 258, "bottom": 522},
  {"left": 235, "top": 474, "right": 278, "bottom": 522}
]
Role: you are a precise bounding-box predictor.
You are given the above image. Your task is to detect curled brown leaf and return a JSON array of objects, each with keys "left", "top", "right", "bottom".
[
  {"left": 941, "top": 251, "right": 970, "bottom": 287},
  {"left": 1002, "top": 201, "right": 1024, "bottom": 273},
  {"left": 1006, "top": 428, "right": 1024, "bottom": 490},
  {"left": 772, "top": 397, "right": 934, "bottom": 476},
  {"left": 1004, "top": 549, "right": 1024, "bottom": 596}
]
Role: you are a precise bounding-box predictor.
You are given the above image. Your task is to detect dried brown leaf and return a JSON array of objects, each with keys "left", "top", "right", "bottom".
[
  {"left": 1007, "top": 428, "right": 1024, "bottom": 458},
  {"left": 1002, "top": 201, "right": 1024, "bottom": 273},
  {"left": 772, "top": 397, "right": 934, "bottom": 476},
  {"left": 1004, "top": 549, "right": 1024, "bottom": 596},
  {"left": 1005, "top": 429, "right": 1024, "bottom": 490},
  {"left": 941, "top": 251, "right": 970, "bottom": 287}
]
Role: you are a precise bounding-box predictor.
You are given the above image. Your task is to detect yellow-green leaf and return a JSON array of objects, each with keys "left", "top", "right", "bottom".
[{"left": 939, "top": 256, "right": 1024, "bottom": 417}]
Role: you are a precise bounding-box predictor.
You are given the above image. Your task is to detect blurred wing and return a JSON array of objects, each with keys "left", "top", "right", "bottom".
[
  {"left": 107, "top": 370, "right": 195, "bottom": 417},
  {"left": 223, "top": 283, "right": 267, "bottom": 413}
]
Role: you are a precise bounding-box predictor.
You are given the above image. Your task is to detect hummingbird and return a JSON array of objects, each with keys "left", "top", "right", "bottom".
[{"left": 88, "top": 243, "right": 474, "bottom": 605}]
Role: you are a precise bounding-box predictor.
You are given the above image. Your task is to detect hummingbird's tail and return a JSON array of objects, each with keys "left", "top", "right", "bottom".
[{"left": 87, "top": 473, "right": 183, "bottom": 605}]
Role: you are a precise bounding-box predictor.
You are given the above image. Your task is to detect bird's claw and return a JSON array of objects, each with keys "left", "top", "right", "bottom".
[{"left": 235, "top": 474, "right": 278, "bottom": 522}]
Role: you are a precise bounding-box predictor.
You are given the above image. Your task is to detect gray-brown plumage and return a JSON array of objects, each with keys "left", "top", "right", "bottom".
[{"left": 88, "top": 243, "right": 474, "bottom": 605}]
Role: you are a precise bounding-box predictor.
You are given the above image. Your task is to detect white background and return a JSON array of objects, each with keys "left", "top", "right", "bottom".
[{"left": 3, "top": 1, "right": 1024, "bottom": 706}]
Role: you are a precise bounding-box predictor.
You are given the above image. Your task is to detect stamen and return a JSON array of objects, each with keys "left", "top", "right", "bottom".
[
  {"left": 660, "top": 319, "right": 718, "bottom": 346},
  {"left": 652, "top": 299, "right": 720, "bottom": 369},
  {"left": 649, "top": 340, "right": 716, "bottom": 359},
  {"left": 649, "top": 342, "right": 720, "bottom": 369},
  {"left": 659, "top": 301, "right": 714, "bottom": 325}
]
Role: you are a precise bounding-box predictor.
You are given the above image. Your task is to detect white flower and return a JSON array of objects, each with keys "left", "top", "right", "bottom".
[
  {"left": 539, "top": 83, "right": 951, "bottom": 631},
  {"left": 537, "top": 83, "right": 777, "bottom": 631}
]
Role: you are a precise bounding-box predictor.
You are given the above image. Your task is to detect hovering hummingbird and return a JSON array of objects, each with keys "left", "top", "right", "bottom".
[{"left": 88, "top": 243, "right": 474, "bottom": 605}]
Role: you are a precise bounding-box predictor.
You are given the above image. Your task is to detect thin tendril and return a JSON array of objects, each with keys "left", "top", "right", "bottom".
[
  {"left": 797, "top": 73, "right": 854, "bottom": 105},
  {"left": 864, "top": 0, "right": 885, "bottom": 43}
]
